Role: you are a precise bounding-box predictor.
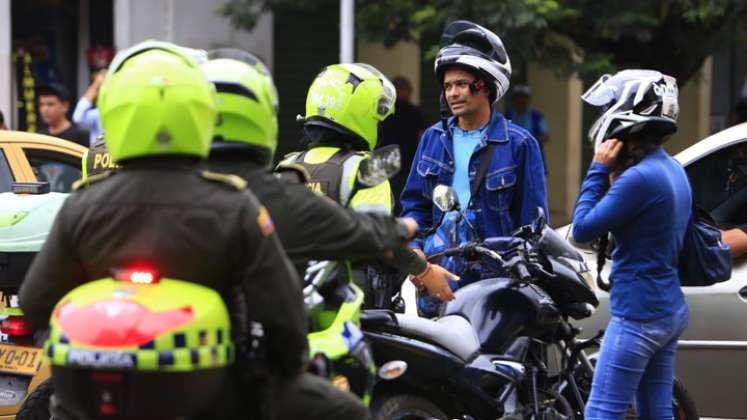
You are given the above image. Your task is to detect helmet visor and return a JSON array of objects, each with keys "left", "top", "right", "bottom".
[{"left": 354, "top": 63, "right": 396, "bottom": 117}]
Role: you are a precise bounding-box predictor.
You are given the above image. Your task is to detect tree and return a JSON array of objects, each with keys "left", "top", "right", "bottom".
[{"left": 220, "top": 0, "right": 747, "bottom": 85}]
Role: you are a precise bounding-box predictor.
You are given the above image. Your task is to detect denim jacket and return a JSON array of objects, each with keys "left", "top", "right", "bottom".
[{"left": 401, "top": 110, "right": 549, "bottom": 249}]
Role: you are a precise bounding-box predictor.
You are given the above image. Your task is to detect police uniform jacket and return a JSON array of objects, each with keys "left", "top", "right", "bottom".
[{"left": 19, "top": 157, "right": 307, "bottom": 378}]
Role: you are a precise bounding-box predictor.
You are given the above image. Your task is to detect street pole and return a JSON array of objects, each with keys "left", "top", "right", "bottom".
[{"left": 340, "top": 0, "right": 354, "bottom": 63}]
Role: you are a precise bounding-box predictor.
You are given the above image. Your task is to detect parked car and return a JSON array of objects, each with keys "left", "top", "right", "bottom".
[
  {"left": 0, "top": 130, "right": 85, "bottom": 419},
  {"left": 563, "top": 122, "right": 747, "bottom": 419},
  {"left": 0, "top": 130, "right": 86, "bottom": 193}
]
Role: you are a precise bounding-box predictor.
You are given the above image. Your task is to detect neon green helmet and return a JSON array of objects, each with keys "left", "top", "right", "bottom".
[
  {"left": 202, "top": 49, "right": 279, "bottom": 166},
  {"left": 98, "top": 40, "right": 217, "bottom": 163},
  {"left": 302, "top": 63, "right": 396, "bottom": 151}
]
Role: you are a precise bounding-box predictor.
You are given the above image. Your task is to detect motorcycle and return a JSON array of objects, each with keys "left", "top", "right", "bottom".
[
  {"left": 361, "top": 185, "right": 698, "bottom": 420},
  {"left": 303, "top": 145, "right": 405, "bottom": 404}
]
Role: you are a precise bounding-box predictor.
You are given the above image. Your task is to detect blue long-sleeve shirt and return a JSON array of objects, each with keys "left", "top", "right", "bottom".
[
  {"left": 72, "top": 97, "right": 103, "bottom": 146},
  {"left": 572, "top": 147, "right": 690, "bottom": 321}
]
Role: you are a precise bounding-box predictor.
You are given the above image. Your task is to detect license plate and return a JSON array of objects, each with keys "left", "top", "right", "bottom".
[{"left": 0, "top": 344, "right": 43, "bottom": 375}]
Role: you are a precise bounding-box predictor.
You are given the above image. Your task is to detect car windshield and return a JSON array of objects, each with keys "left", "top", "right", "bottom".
[{"left": 686, "top": 140, "right": 747, "bottom": 228}]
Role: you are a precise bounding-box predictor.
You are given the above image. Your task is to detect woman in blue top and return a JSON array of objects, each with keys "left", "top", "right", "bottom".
[{"left": 572, "top": 70, "right": 690, "bottom": 419}]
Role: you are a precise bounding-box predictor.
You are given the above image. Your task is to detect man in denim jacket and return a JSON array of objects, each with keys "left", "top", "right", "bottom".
[{"left": 401, "top": 21, "right": 548, "bottom": 309}]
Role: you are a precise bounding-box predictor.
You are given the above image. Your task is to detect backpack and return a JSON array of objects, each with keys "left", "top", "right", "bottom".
[{"left": 678, "top": 204, "right": 732, "bottom": 286}]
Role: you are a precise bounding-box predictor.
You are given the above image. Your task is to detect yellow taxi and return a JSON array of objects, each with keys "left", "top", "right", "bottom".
[
  {"left": 1, "top": 130, "right": 87, "bottom": 193},
  {"left": 0, "top": 130, "right": 85, "bottom": 419}
]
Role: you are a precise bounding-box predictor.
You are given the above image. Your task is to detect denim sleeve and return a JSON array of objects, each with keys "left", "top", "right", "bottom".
[
  {"left": 400, "top": 131, "right": 433, "bottom": 250},
  {"left": 512, "top": 133, "right": 549, "bottom": 227},
  {"left": 571, "top": 163, "right": 648, "bottom": 243}
]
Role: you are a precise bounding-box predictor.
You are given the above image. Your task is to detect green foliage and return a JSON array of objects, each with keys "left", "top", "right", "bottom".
[{"left": 219, "top": 0, "right": 747, "bottom": 85}]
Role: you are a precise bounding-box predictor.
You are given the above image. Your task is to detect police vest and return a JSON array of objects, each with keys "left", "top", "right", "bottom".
[{"left": 281, "top": 148, "right": 365, "bottom": 206}]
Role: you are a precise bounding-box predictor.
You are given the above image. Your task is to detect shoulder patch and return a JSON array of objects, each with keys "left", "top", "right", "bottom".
[
  {"left": 256, "top": 206, "right": 275, "bottom": 236},
  {"left": 72, "top": 171, "right": 113, "bottom": 191},
  {"left": 274, "top": 161, "right": 310, "bottom": 183},
  {"left": 200, "top": 171, "right": 247, "bottom": 191}
]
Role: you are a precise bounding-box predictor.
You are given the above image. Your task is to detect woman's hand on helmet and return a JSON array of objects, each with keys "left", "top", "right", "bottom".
[{"left": 593, "top": 138, "right": 623, "bottom": 167}]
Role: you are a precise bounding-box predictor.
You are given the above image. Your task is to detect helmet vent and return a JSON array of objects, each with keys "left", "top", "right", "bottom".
[{"left": 157, "top": 131, "right": 171, "bottom": 145}]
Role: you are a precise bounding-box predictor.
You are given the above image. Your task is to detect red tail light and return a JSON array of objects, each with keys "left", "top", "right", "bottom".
[
  {"left": 113, "top": 268, "right": 159, "bottom": 284},
  {"left": 1, "top": 315, "right": 33, "bottom": 336}
]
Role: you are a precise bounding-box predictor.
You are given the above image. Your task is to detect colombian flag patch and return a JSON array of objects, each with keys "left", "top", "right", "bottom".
[{"left": 256, "top": 206, "right": 275, "bottom": 236}]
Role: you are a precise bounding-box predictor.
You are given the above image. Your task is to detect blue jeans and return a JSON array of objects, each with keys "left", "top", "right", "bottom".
[{"left": 585, "top": 304, "right": 689, "bottom": 420}]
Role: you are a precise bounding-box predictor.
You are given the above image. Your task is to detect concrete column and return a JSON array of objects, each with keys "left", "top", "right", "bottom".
[
  {"left": 340, "top": 0, "right": 354, "bottom": 63},
  {"left": 357, "top": 41, "right": 422, "bottom": 105},
  {"left": 666, "top": 58, "right": 713, "bottom": 155},
  {"left": 77, "top": 0, "right": 90, "bottom": 97},
  {"left": 0, "top": 0, "right": 11, "bottom": 128},
  {"left": 527, "top": 63, "right": 584, "bottom": 225},
  {"left": 114, "top": 0, "right": 132, "bottom": 51}
]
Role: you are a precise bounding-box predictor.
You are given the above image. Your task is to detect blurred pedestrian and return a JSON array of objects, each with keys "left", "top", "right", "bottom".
[
  {"left": 505, "top": 84, "right": 549, "bottom": 172},
  {"left": 37, "top": 82, "right": 89, "bottom": 147},
  {"left": 0, "top": 109, "right": 6, "bottom": 130},
  {"left": 380, "top": 76, "right": 426, "bottom": 213},
  {"left": 73, "top": 68, "right": 106, "bottom": 145}
]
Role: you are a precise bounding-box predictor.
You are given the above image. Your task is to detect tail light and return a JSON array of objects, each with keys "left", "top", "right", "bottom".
[
  {"left": 113, "top": 268, "right": 159, "bottom": 284},
  {"left": 1, "top": 315, "right": 33, "bottom": 336}
]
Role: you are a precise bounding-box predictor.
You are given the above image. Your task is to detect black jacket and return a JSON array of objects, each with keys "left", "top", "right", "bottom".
[
  {"left": 205, "top": 153, "right": 425, "bottom": 277},
  {"left": 19, "top": 158, "right": 306, "bottom": 378}
]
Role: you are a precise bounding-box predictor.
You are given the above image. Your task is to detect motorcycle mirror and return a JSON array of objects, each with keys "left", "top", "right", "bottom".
[
  {"left": 531, "top": 207, "right": 546, "bottom": 234},
  {"left": 356, "top": 145, "right": 401, "bottom": 188},
  {"left": 432, "top": 184, "right": 460, "bottom": 212}
]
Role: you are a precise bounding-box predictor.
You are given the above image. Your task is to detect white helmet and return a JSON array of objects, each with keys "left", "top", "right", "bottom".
[
  {"left": 434, "top": 21, "right": 512, "bottom": 104},
  {"left": 583, "top": 69, "right": 679, "bottom": 151}
]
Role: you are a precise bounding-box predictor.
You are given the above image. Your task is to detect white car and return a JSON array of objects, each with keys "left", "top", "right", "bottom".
[{"left": 565, "top": 122, "right": 747, "bottom": 419}]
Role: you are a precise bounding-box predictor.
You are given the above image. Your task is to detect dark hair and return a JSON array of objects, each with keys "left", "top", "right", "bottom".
[{"left": 595, "top": 134, "right": 661, "bottom": 291}]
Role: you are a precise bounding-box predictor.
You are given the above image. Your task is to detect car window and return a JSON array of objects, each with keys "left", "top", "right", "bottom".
[
  {"left": 0, "top": 149, "right": 13, "bottom": 192},
  {"left": 686, "top": 140, "right": 747, "bottom": 228},
  {"left": 23, "top": 148, "right": 81, "bottom": 193}
]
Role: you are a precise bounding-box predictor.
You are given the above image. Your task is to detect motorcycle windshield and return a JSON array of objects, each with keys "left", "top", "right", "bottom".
[{"left": 539, "top": 226, "right": 584, "bottom": 261}]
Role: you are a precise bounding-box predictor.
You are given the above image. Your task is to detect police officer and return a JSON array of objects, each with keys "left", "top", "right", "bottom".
[
  {"left": 285, "top": 63, "right": 395, "bottom": 214},
  {"left": 202, "top": 51, "right": 456, "bottom": 420},
  {"left": 19, "top": 41, "right": 305, "bottom": 419},
  {"left": 278, "top": 63, "right": 457, "bottom": 305}
]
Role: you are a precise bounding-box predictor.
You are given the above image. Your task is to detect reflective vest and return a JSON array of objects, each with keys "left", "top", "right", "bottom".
[{"left": 278, "top": 147, "right": 392, "bottom": 215}]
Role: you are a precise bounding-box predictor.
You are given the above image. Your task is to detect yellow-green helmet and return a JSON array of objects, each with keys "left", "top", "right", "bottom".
[
  {"left": 98, "top": 40, "right": 217, "bottom": 163},
  {"left": 302, "top": 63, "right": 396, "bottom": 151},
  {"left": 202, "top": 49, "right": 279, "bottom": 166}
]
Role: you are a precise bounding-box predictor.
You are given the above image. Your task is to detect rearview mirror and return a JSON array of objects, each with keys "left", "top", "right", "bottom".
[
  {"left": 357, "top": 145, "right": 401, "bottom": 188},
  {"left": 432, "top": 184, "right": 459, "bottom": 212},
  {"left": 532, "top": 207, "right": 546, "bottom": 235}
]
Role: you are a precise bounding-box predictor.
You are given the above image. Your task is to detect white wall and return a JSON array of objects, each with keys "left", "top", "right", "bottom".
[
  {"left": 114, "top": 0, "right": 273, "bottom": 69},
  {"left": 0, "top": 0, "right": 11, "bottom": 129}
]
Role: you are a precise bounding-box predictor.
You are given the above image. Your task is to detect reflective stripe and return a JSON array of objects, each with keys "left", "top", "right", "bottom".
[
  {"left": 353, "top": 203, "right": 390, "bottom": 214},
  {"left": 340, "top": 153, "right": 365, "bottom": 207}
]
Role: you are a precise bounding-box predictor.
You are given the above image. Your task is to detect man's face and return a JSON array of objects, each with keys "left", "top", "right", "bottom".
[
  {"left": 443, "top": 67, "right": 488, "bottom": 117},
  {"left": 38, "top": 95, "right": 69, "bottom": 125}
]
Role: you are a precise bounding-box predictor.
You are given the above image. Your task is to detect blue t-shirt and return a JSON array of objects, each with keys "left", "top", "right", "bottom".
[
  {"left": 452, "top": 126, "right": 485, "bottom": 207},
  {"left": 572, "top": 147, "right": 690, "bottom": 321}
]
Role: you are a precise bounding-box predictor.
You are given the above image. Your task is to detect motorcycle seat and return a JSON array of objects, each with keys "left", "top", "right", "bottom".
[{"left": 393, "top": 314, "right": 481, "bottom": 361}]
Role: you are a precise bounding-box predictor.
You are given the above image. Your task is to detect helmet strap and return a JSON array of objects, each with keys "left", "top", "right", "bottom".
[{"left": 439, "top": 91, "right": 450, "bottom": 131}]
